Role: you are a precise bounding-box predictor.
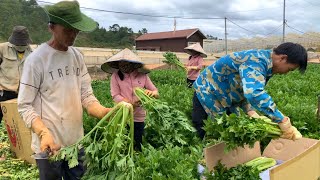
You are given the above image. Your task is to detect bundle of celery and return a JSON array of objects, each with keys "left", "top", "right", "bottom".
[
  {"left": 204, "top": 157, "right": 277, "bottom": 180},
  {"left": 204, "top": 112, "right": 281, "bottom": 151},
  {"left": 52, "top": 102, "right": 135, "bottom": 180},
  {"left": 134, "top": 87, "right": 196, "bottom": 148},
  {"left": 163, "top": 52, "right": 187, "bottom": 71},
  {"left": 245, "top": 157, "right": 277, "bottom": 171},
  {"left": 204, "top": 161, "right": 261, "bottom": 180}
]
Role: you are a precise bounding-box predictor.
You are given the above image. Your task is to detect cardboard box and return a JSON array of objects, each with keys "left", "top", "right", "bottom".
[
  {"left": 204, "top": 138, "right": 320, "bottom": 180},
  {"left": 1, "top": 98, "right": 35, "bottom": 164}
]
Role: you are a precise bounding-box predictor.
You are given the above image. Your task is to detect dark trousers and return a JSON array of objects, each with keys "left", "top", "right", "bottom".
[
  {"left": 192, "top": 92, "right": 233, "bottom": 140},
  {"left": 36, "top": 149, "right": 85, "bottom": 180},
  {"left": 0, "top": 90, "right": 18, "bottom": 124},
  {"left": 187, "top": 78, "right": 195, "bottom": 88},
  {"left": 191, "top": 92, "right": 208, "bottom": 140},
  {"left": 134, "top": 122, "right": 144, "bottom": 151}
]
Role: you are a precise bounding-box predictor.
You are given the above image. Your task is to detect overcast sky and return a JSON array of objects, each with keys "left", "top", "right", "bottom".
[{"left": 38, "top": 0, "right": 320, "bottom": 39}]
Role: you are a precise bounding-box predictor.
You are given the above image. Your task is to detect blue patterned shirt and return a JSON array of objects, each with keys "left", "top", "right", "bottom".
[{"left": 194, "top": 49, "right": 284, "bottom": 122}]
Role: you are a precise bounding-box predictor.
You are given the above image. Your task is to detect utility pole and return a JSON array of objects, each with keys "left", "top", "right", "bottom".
[
  {"left": 225, "top": 17, "right": 228, "bottom": 55},
  {"left": 282, "top": 0, "right": 286, "bottom": 42},
  {"left": 173, "top": 17, "right": 176, "bottom": 32}
]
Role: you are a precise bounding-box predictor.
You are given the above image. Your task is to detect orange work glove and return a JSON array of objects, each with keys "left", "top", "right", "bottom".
[
  {"left": 32, "top": 118, "right": 61, "bottom": 154},
  {"left": 144, "top": 90, "right": 159, "bottom": 98}
]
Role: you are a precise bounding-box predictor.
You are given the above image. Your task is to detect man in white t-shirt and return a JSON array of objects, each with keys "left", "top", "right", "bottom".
[{"left": 17, "top": 1, "right": 111, "bottom": 179}]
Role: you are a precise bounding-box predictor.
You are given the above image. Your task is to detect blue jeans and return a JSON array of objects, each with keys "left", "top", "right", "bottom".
[{"left": 191, "top": 92, "right": 232, "bottom": 140}]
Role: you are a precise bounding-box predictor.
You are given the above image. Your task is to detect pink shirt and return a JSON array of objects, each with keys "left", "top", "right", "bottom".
[
  {"left": 186, "top": 55, "right": 204, "bottom": 80},
  {"left": 110, "top": 70, "right": 157, "bottom": 122}
]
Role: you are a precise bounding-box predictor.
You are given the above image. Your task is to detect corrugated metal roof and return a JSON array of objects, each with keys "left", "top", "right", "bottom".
[{"left": 136, "top": 28, "right": 206, "bottom": 41}]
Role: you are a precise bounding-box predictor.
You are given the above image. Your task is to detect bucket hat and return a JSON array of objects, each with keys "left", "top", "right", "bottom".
[
  {"left": 184, "top": 43, "right": 207, "bottom": 58},
  {"left": 44, "top": 0, "right": 98, "bottom": 32},
  {"left": 101, "top": 48, "right": 150, "bottom": 74},
  {"left": 8, "top": 26, "right": 32, "bottom": 46}
]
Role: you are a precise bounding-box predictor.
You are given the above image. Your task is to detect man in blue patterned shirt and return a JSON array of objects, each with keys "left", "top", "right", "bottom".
[{"left": 192, "top": 42, "right": 307, "bottom": 140}]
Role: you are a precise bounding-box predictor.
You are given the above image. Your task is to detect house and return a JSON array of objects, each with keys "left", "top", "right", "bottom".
[{"left": 135, "top": 28, "right": 207, "bottom": 52}]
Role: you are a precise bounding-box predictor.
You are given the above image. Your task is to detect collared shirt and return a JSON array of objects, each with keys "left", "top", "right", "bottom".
[
  {"left": 186, "top": 55, "right": 204, "bottom": 80},
  {"left": 0, "top": 42, "right": 32, "bottom": 92},
  {"left": 110, "top": 70, "right": 157, "bottom": 122},
  {"left": 194, "top": 49, "right": 285, "bottom": 122},
  {"left": 18, "top": 43, "right": 98, "bottom": 153}
]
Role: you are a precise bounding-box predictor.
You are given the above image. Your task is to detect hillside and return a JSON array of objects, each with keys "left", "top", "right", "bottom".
[{"left": 0, "top": 0, "right": 139, "bottom": 48}]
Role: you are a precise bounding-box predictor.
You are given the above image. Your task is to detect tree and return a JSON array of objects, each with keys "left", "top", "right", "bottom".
[
  {"left": 138, "top": 28, "right": 148, "bottom": 34},
  {"left": 0, "top": 0, "right": 138, "bottom": 48},
  {"left": 109, "top": 24, "right": 120, "bottom": 32},
  {"left": 206, "top": 34, "right": 218, "bottom": 40},
  {"left": 138, "top": 28, "right": 148, "bottom": 36}
]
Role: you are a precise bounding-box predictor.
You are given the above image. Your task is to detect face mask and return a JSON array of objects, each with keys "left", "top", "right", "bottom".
[{"left": 13, "top": 45, "right": 28, "bottom": 52}]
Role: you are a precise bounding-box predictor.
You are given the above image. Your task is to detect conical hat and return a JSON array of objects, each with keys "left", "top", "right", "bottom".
[
  {"left": 184, "top": 43, "right": 207, "bottom": 58},
  {"left": 101, "top": 48, "right": 150, "bottom": 74}
]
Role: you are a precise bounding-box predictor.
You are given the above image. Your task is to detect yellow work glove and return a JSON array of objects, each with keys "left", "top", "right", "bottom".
[
  {"left": 248, "top": 111, "right": 260, "bottom": 118},
  {"left": 118, "top": 101, "right": 134, "bottom": 108},
  {"left": 278, "top": 117, "right": 302, "bottom": 140},
  {"left": 32, "top": 118, "right": 61, "bottom": 154}
]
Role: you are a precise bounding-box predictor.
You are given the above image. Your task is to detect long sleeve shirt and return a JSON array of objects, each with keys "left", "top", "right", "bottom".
[
  {"left": 0, "top": 42, "right": 32, "bottom": 92},
  {"left": 110, "top": 70, "right": 157, "bottom": 122},
  {"left": 18, "top": 43, "right": 98, "bottom": 153},
  {"left": 194, "top": 49, "right": 285, "bottom": 122},
  {"left": 186, "top": 55, "right": 204, "bottom": 80}
]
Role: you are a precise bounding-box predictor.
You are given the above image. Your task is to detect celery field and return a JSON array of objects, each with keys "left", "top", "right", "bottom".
[{"left": 0, "top": 64, "right": 319, "bottom": 179}]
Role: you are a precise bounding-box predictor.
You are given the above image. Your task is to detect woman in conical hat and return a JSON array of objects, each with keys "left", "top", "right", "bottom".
[
  {"left": 101, "top": 48, "right": 159, "bottom": 151},
  {"left": 184, "top": 43, "right": 207, "bottom": 88}
]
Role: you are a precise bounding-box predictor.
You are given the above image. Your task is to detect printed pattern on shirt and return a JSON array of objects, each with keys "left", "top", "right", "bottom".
[{"left": 194, "top": 49, "right": 284, "bottom": 122}]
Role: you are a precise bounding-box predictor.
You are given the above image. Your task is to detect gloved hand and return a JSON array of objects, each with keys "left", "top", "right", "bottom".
[
  {"left": 248, "top": 111, "right": 272, "bottom": 122},
  {"left": 278, "top": 117, "right": 302, "bottom": 140},
  {"left": 118, "top": 101, "right": 133, "bottom": 108},
  {"left": 104, "top": 108, "right": 113, "bottom": 114},
  {"left": 145, "top": 90, "right": 159, "bottom": 98},
  {"left": 86, "top": 102, "right": 113, "bottom": 120},
  {"left": 247, "top": 110, "right": 260, "bottom": 118},
  {"left": 32, "top": 118, "right": 61, "bottom": 154}
]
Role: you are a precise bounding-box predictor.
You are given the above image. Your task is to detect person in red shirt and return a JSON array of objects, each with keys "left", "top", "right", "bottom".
[
  {"left": 101, "top": 48, "right": 159, "bottom": 151},
  {"left": 184, "top": 43, "right": 207, "bottom": 88}
]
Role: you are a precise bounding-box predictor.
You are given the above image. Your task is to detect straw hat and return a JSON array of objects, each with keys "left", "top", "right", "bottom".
[
  {"left": 184, "top": 43, "right": 207, "bottom": 58},
  {"left": 44, "top": 0, "right": 98, "bottom": 32},
  {"left": 101, "top": 48, "right": 150, "bottom": 74}
]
